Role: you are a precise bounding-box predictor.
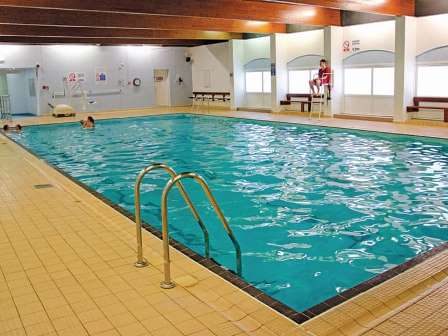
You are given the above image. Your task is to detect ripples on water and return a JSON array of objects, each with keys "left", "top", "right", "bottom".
[{"left": 12, "top": 114, "right": 448, "bottom": 311}]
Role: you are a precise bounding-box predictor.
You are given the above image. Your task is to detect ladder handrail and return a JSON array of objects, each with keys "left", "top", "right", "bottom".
[
  {"left": 160, "top": 172, "right": 242, "bottom": 289},
  {"left": 134, "top": 163, "right": 210, "bottom": 267}
]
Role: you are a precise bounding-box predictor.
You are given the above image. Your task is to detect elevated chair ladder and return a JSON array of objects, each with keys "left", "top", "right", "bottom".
[
  {"left": 310, "top": 72, "right": 333, "bottom": 119},
  {"left": 134, "top": 163, "right": 242, "bottom": 289}
]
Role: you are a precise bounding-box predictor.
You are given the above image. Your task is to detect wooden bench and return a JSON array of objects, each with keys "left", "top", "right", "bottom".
[
  {"left": 407, "top": 97, "right": 448, "bottom": 122},
  {"left": 280, "top": 94, "right": 312, "bottom": 112}
]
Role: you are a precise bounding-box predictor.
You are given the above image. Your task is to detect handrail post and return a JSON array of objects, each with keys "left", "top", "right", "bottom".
[
  {"left": 134, "top": 168, "right": 149, "bottom": 268},
  {"left": 134, "top": 163, "right": 210, "bottom": 268},
  {"left": 161, "top": 183, "right": 176, "bottom": 288}
]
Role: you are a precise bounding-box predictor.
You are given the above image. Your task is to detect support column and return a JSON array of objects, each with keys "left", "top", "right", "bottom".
[
  {"left": 270, "top": 34, "right": 287, "bottom": 113},
  {"left": 394, "top": 16, "right": 416, "bottom": 122},
  {"left": 324, "top": 26, "right": 343, "bottom": 117},
  {"left": 229, "top": 39, "right": 244, "bottom": 110}
]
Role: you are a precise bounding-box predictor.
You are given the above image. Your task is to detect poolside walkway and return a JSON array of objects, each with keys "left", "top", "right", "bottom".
[{"left": 1, "top": 107, "right": 447, "bottom": 336}]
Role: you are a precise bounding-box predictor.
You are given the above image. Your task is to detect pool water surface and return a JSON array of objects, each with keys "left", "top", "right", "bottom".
[{"left": 11, "top": 114, "right": 448, "bottom": 311}]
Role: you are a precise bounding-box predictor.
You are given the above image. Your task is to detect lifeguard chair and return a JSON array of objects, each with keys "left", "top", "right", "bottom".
[{"left": 310, "top": 71, "right": 333, "bottom": 119}]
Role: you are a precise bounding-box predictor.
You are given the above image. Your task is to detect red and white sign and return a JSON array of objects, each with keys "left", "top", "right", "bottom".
[
  {"left": 343, "top": 40, "right": 361, "bottom": 53},
  {"left": 67, "top": 72, "right": 86, "bottom": 82}
]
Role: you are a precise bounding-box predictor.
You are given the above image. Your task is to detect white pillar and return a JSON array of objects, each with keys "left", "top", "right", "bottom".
[
  {"left": 394, "top": 16, "right": 416, "bottom": 122},
  {"left": 324, "top": 26, "right": 344, "bottom": 117},
  {"left": 229, "top": 39, "right": 244, "bottom": 110},
  {"left": 270, "top": 34, "right": 288, "bottom": 113}
]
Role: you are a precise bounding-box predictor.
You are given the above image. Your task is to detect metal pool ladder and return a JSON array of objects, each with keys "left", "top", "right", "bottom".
[{"left": 134, "top": 163, "right": 242, "bottom": 289}]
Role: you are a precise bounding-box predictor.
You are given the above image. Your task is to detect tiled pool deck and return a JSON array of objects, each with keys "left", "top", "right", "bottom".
[{"left": 1, "top": 107, "right": 447, "bottom": 336}]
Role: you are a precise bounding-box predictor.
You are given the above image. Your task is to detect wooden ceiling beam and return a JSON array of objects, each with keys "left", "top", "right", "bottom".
[
  {"left": 0, "top": 36, "right": 217, "bottom": 46},
  {"left": 261, "top": 0, "right": 415, "bottom": 16},
  {"left": 0, "top": 24, "right": 242, "bottom": 40},
  {"left": 0, "top": 6, "right": 286, "bottom": 33},
  {"left": 0, "top": 0, "right": 341, "bottom": 26}
]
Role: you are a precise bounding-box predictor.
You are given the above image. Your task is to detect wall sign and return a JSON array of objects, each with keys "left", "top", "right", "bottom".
[
  {"left": 68, "top": 72, "right": 86, "bottom": 82},
  {"left": 95, "top": 67, "right": 107, "bottom": 85},
  {"left": 343, "top": 40, "right": 361, "bottom": 53}
]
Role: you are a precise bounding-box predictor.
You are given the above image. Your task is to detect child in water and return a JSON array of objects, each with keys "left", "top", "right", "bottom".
[
  {"left": 2, "top": 124, "right": 22, "bottom": 132},
  {"left": 80, "top": 116, "right": 95, "bottom": 128}
]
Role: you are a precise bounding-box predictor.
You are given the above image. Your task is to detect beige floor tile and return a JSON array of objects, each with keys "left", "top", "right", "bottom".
[
  {"left": 115, "top": 321, "right": 148, "bottom": 336},
  {"left": 84, "top": 318, "right": 115, "bottom": 334},
  {"left": 2, "top": 108, "right": 448, "bottom": 336},
  {"left": 175, "top": 318, "right": 208, "bottom": 335}
]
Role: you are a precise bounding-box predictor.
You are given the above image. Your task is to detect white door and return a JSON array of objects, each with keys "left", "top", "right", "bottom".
[
  {"left": 154, "top": 69, "right": 171, "bottom": 106},
  {"left": 6, "top": 69, "right": 38, "bottom": 115}
]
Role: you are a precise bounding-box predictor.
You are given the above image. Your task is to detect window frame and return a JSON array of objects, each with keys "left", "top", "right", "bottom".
[
  {"left": 245, "top": 70, "right": 271, "bottom": 94},
  {"left": 416, "top": 63, "right": 448, "bottom": 98},
  {"left": 343, "top": 64, "right": 395, "bottom": 97},
  {"left": 287, "top": 68, "right": 319, "bottom": 94}
]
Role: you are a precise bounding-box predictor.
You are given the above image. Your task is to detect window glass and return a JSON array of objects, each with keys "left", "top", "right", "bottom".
[
  {"left": 417, "top": 66, "right": 448, "bottom": 97},
  {"left": 288, "top": 70, "right": 310, "bottom": 94},
  {"left": 373, "top": 67, "right": 394, "bottom": 95},
  {"left": 344, "top": 68, "right": 372, "bottom": 95},
  {"left": 263, "top": 71, "right": 271, "bottom": 93},
  {"left": 245, "top": 72, "right": 263, "bottom": 93}
]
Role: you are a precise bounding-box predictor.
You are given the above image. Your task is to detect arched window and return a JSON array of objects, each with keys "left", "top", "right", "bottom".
[
  {"left": 343, "top": 50, "right": 395, "bottom": 96},
  {"left": 416, "top": 46, "right": 448, "bottom": 97},
  {"left": 244, "top": 58, "right": 271, "bottom": 93},
  {"left": 287, "top": 55, "right": 322, "bottom": 94}
]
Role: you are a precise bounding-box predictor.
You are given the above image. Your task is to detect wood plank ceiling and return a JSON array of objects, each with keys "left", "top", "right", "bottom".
[{"left": 0, "top": 0, "right": 415, "bottom": 46}]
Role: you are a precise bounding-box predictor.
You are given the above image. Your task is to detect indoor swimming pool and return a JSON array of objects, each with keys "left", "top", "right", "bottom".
[{"left": 10, "top": 114, "right": 448, "bottom": 312}]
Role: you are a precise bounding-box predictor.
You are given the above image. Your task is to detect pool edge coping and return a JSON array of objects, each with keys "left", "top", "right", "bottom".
[
  {"left": 3, "top": 114, "right": 448, "bottom": 326},
  {"left": 7, "top": 109, "right": 448, "bottom": 141}
]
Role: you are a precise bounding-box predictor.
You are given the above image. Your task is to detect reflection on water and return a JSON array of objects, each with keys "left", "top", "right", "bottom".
[{"left": 12, "top": 114, "right": 448, "bottom": 311}]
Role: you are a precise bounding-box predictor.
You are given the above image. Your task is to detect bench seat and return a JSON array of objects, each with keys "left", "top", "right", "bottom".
[{"left": 406, "top": 105, "right": 448, "bottom": 122}]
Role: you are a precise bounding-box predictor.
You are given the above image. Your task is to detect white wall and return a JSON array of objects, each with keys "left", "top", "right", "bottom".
[
  {"left": 242, "top": 36, "right": 270, "bottom": 64},
  {"left": 342, "top": 21, "right": 395, "bottom": 57},
  {"left": 342, "top": 21, "right": 396, "bottom": 117},
  {"left": 282, "top": 30, "right": 324, "bottom": 64},
  {"left": 0, "top": 44, "right": 192, "bottom": 115},
  {"left": 416, "top": 14, "right": 448, "bottom": 55},
  {"left": 190, "top": 42, "right": 231, "bottom": 92}
]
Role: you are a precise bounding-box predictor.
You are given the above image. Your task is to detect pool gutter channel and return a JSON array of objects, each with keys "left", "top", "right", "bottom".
[{"left": 3, "top": 122, "right": 448, "bottom": 326}]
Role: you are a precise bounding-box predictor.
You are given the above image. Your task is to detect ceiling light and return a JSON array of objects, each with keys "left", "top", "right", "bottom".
[
  {"left": 356, "top": 0, "right": 386, "bottom": 5},
  {"left": 300, "top": 9, "right": 316, "bottom": 18}
]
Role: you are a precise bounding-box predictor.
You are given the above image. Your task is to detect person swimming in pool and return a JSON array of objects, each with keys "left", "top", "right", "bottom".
[
  {"left": 2, "top": 124, "right": 22, "bottom": 132},
  {"left": 80, "top": 116, "right": 95, "bottom": 129}
]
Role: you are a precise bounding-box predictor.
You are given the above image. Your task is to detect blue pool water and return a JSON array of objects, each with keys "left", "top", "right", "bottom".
[{"left": 11, "top": 114, "right": 448, "bottom": 311}]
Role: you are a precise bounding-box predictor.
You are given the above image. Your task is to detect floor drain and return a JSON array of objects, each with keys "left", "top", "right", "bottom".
[{"left": 33, "top": 184, "right": 54, "bottom": 189}]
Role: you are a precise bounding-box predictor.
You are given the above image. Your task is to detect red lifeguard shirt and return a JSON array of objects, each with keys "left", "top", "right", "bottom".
[{"left": 318, "top": 66, "right": 331, "bottom": 85}]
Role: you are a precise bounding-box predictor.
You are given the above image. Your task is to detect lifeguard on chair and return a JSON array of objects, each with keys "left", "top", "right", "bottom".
[{"left": 309, "top": 58, "right": 331, "bottom": 97}]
